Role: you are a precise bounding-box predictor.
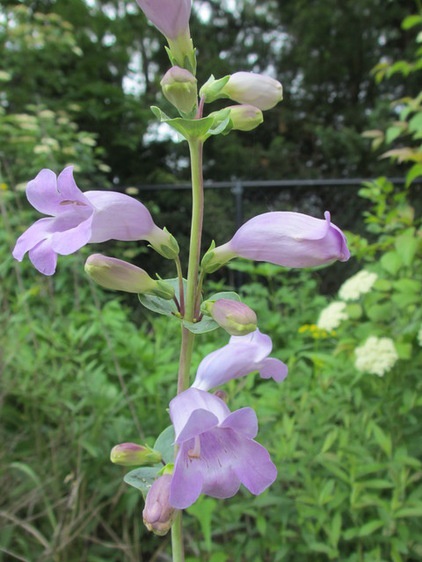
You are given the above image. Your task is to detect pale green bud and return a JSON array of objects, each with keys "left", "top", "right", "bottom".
[
  {"left": 209, "top": 104, "right": 263, "bottom": 132},
  {"left": 85, "top": 254, "right": 174, "bottom": 299},
  {"left": 202, "top": 298, "right": 257, "bottom": 336},
  {"left": 110, "top": 442, "right": 162, "bottom": 467},
  {"left": 160, "top": 66, "right": 197, "bottom": 115}
]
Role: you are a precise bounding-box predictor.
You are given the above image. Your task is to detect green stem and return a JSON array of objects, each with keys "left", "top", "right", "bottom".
[
  {"left": 171, "top": 511, "right": 184, "bottom": 562},
  {"left": 185, "top": 137, "right": 204, "bottom": 322},
  {"left": 172, "top": 136, "right": 205, "bottom": 561}
]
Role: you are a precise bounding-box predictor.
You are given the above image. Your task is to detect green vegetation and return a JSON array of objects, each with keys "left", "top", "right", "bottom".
[{"left": 1, "top": 1, "right": 422, "bottom": 561}]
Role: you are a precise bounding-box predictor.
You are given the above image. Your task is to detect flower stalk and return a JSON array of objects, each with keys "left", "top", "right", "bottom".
[{"left": 173, "top": 133, "right": 205, "bottom": 559}]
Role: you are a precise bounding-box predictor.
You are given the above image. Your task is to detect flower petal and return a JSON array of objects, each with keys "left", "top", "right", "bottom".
[
  {"left": 86, "top": 191, "right": 156, "bottom": 242},
  {"left": 259, "top": 357, "right": 288, "bottom": 382},
  {"left": 26, "top": 167, "right": 90, "bottom": 216},
  {"left": 170, "top": 445, "right": 204, "bottom": 509},
  {"left": 232, "top": 439, "right": 277, "bottom": 495},
  {"left": 49, "top": 215, "right": 93, "bottom": 255},
  {"left": 192, "top": 329, "right": 275, "bottom": 391},
  {"left": 12, "top": 218, "right": 55, "bottom": 261},
  {"left": 28, "top": 239, "right": 58, "bottom": 275},
  {"left": 219, "top": 407, "right": 258, "bottom": 439},
  {"left": 170, "top": 388, "right": 230, "bottom": 441}
]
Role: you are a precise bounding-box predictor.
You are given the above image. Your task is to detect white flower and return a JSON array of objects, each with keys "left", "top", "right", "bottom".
[
  {"left": 339, "top": 270, "right": 378, "bottom": 301},
  {"left": 317, "top": 301, "right": 348, "bottom": 331},
  {"left": 354, "top": 336, "right": 398, "bottom": 377}
]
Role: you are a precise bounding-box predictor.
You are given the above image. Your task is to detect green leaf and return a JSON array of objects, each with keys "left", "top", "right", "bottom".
[
  {"left": 394, "top": 505, "right": 422, "bottom": 518},
  {"left": 154, "top": 426, "right": 175, "bottom": 464},
  {"left": 187, "top": 497, "right": 217, "bottom": 551},
  {"left": 183, "top": 316, "right": 218, "bottom": 334},
  {"left": 151, "top": 106, "right": 227, "bottom": 141},
  {"left": 345, "top": 303, "right": 362, "bottom": 320},
  {"left": 393, "top": 278, "right": 421, "bottom": 294},
  {"left": 385, "top": 126, "right": 403, "bottom": 144},
  {"left": 321, "top": 429, "right": 338, "bottom": 453},
  {"left": 328, "top": 512, "right": 342, "bottom": 548},
  {"left": 359, "top": 479, "right": 393, "bottom": 489},
  {"left": 205, "top": 291, "right": 241, "bottom": 302},
  {"left": 406, "top": 163, "right": 422, "bottom": 187},
  {"left": 371, "top": 423, "right": 392, "bottom": 457},
  {"left": 358, "top": 520, "right": 385, "bottom": 536},
  {"left": 402, "top": 14, "right": 422, "bottom": 29},
  {"left": 394, "top": 233, "right": 418, "bottom": 266},
  {"left": 366, "top": 302, "right": 393, "bottom": 322},
  {"left": 138, "top": 277, "right": 183, "bottom": 316},
  {"left": 124, "top": 466, "right": 161, "bottom": 499},
  {"left": 395, "top": 342, "right": 412, "bottom": 360},
  {"left": 408, "top": 112, "right": 422, "bottom": 135},
  {"left": 380, "top": 251, "right": 402, "bottom": 275}
]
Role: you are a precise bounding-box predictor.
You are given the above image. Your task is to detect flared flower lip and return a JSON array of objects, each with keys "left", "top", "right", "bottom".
[{"left": 168, "top": 388, "right": 277, "bottom": 509}]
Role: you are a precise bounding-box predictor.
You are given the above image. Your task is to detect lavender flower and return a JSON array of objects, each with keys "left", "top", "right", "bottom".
[
  {"left": 202, "top": 211, "right": 350, "bottom": 273},
  {"left": 169, "top": 388, "right": 277, "bottom": 509},
  {"left": 12, "top": 167, "right": 178, "bottom": 275},
  {"left": 136, "top": 0, "right": 191, "bottom": 40},
  {"left": 192, "top": 329, "right": 287, "bottom": 391},
  {"left": 136, "top": 0, "right": 195, "bottom": 72}
]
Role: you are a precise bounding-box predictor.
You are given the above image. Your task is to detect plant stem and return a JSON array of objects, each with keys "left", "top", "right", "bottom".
[
  {"left": 172, "top": 136, "right": 205, "bottom": 561},
  {"left": 171, "top": 511, "right": 184, "bottom": 562}
]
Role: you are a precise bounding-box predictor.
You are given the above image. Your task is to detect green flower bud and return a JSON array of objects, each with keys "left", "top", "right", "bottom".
[
  {"left": 161, "top": 66, "right": 197, "bottom": 116},
  {"left": 202, "top": 298, "right": 258, "bottom": 336},
  {"left": 110, "top": 443, "right": 162, "bottom": 467},
  {"left": 209, "top": 104, "right": 263, "bottom": 133}
]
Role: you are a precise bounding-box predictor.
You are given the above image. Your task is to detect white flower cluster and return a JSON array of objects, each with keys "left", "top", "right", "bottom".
[
  {"left": 317, "top": 301, "right": 349, "bottom": 331},
  {"left": 354, "top": 336, "right": 398, "bottom": 377},
  {"left": 339, "top": 270, "right": 378, "bottom": 301}
]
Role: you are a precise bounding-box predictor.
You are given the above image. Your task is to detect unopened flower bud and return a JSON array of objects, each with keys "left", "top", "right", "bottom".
[
  {"left": 201, "top": 72, "right": 283, "bottom": 111},
  {"left": 214, "top": 389, "right": 228, "bottom": 402},
  {"left": 143, "top": 474, "right": 177, "bottom": 536},
  {"left": 161, "top": 66, "right": 197, "bottom": 115},
  {"left": 85, "top": 254, "right": 174, "bottom": 299},
  {"left": 226, "top": 104, "right": 263, "bottom": 131},
  {"left": 110, "top": 443, "right": 162, "bottom": 466},
  {"left": 202, "top": 298, "right": 258, "bottom": 336}
]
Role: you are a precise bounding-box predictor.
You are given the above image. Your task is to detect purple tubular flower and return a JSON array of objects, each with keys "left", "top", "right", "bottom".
[
  {"left": 192, "top": 329, "right": 288, "bottom": 391},
  {"left": 136, "top": 0, "right": 191, "bottom": 40},
  {"left": 203, "top": 211, "right": 350, "bottom": 272},
  {"left": 169, "top": 388, "right": 277, "bottom": 509},
  {"left": 12, "top": 167, "right": 175, "bottom": 275}
]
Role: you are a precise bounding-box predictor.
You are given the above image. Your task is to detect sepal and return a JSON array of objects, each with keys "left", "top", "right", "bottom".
[{"left": 199, "top": 74, "right": 231, "bottom": 102}]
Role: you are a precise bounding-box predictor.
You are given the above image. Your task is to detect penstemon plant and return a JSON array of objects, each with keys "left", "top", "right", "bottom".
[{"left": 12, "top": 1, "right": 350, "bottom": 559}]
